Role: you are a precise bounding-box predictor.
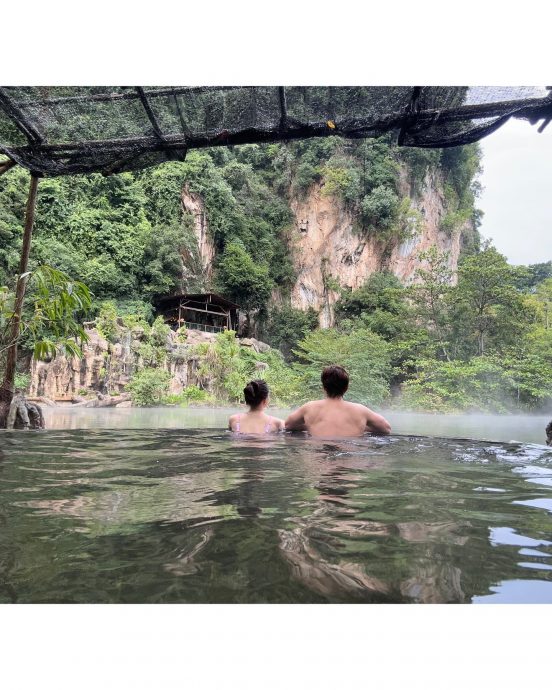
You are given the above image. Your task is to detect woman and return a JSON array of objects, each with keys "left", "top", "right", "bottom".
[{"left": 228, "top": 380, "right": 284, "bottom": 435}]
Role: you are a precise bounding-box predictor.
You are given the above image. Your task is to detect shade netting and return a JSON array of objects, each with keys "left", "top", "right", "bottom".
[{"left": 0, "top": 86, "right": 550, "bottom": 176}]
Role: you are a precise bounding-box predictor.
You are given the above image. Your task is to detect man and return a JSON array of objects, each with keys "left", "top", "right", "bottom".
[{"left": 285, "top": 365, "right": 391, "bottom": 438}]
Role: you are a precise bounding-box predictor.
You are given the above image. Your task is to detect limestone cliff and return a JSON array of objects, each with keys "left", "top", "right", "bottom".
[
  {"left": 286, "top": 167, "right": 468, "bottom": 327},
  {"left": 29, "top": 327, "right": 270, "bottom": 404},
  {"left": 181, "top": 186, "right": 216, "bottom": 286}
]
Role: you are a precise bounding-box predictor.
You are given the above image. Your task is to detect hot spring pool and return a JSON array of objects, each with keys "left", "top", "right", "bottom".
[{"left": 0, "top": 409, "right": 551, "bottom": 603}]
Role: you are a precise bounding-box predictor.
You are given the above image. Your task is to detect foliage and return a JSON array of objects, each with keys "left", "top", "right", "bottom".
[
  {"left": 398, "top": 147, "right": 441, "bottom": 194},
  {"left": 451, "top": 243, "right": 535, "bottom": 357},
  {"left": 401, "top": 354, "right": 552, "bottom": 413},
  {"left": 126, "top": 368, "right": 171, "bottom": 406},
  {"left": 440, "top": 144, "right": 482, "bottom": 208},
  {"left": 137, "top": 341, "right": 166, "bottom": 368},
  {"left": 95, "top": 301, "right": 119, "bottom": 342},
  {"left": 150, "top": 316, "right": 171, "bottom": 346},
  {"left": 514, "top": 262, "right": 552, "bottom": 292},
  {"left": 216, "top": 242, "right": 273, "bottom": 313},
  {"left": 190, "top": 330, "right": 303, "bottom": 406},
  {"left": 440, "top": 208, "right": 472, "bottom": 236},
  {"left": 254, "top": 349, "right": 304, "bottom": 406},
  {"left": 321, "top": 164, "right": 361, "bottom": 204},
  {"left": 163, "top": 385, "right": 213, "bottom": 406},
  {"left": 1, "top": 264, "right": 91, "bottom": 362},
  {"left": 360, "top": 185, "right": 400, "bottom": 231},
  {"left": 293, "top": 328, "right": 392, "bottom": 405},
  {"left": 192, "top": 330, "right": 247, "bottom": 401},
  {"left": 335, "top": 271, "right": 408, "bottom": 340},
  {"left": 14, "top": 372, "right": 30, "bottom": 392},
  {"left": 409, "top": 247, "right": 454, "bottom": 360},
  {"left": 263, "top": 306, "right": 319, "bottom": 360}
]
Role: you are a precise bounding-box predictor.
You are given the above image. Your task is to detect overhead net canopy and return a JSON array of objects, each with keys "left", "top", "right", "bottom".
[{"left": 0, "top": 86, "right": 551, "bottom": 177}]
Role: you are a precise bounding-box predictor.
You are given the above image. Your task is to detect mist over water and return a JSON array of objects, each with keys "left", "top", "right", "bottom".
[{"left": 41, "top": 406, "right": 551, "bottom": 445}]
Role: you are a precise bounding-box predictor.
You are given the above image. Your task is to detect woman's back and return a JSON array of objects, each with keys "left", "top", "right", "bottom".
[{"left": 229, "top": 412, "right": 283, "bottom": 435}]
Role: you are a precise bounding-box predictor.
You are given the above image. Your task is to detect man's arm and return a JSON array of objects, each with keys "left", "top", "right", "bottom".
[
  {"left": 285, "top": 404, "right": 308, "bottom": 431},
  {"left": 364, "top": 408, "right": 391, "bottom": 435}
]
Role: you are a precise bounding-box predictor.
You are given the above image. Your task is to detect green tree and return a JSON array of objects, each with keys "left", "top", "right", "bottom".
[
  {"left": 216, "top": 242, "right": 273, "bottom": 315},
  {"left": 409, "top": 247, "right": 454, "bottom": 360},
  {"left": 294, "top": 328, "right": 391, "bottom": 405},
  {"left": 263, "top": 306, "right": 319, "bottom": 360},
  {"left": 335, "top": 272, "right": 409, "bottom": 340},
  {"left": 451, "top": 243, "right": 535, "bottom": 356}
]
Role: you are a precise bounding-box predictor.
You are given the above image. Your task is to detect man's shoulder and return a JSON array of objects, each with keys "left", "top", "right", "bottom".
[
  {"left": 344, "top": 400, "right": 372, "bottom": 414},
  {"left": 303, "top": 399, "right": 325, "bottom": 410}
]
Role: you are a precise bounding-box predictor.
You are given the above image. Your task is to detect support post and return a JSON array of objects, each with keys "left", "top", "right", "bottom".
[
  {"left": 0, "top": 174, "right": 39, "bottom": 428},
  {"left": 0, "top": 159, "right": 16, "bottom": 177}
]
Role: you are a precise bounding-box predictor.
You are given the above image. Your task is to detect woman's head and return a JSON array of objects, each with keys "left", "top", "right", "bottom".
[{"left": 243, "top": 379, "right": 270, "bottom": 409}]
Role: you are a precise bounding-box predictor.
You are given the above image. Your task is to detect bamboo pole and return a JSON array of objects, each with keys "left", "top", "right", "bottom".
[{"left": 0, "top": 174, "right": 39, "bottom": 428}]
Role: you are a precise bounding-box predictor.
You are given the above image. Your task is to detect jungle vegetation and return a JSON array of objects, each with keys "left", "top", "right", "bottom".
[{"left": 1, "top": 137, "right": 550, "bottom": 412}]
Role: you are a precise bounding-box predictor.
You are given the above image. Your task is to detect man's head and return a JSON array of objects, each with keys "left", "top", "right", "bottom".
[{"left": 321, "top": 365, "right": 349, "bottom": 398}]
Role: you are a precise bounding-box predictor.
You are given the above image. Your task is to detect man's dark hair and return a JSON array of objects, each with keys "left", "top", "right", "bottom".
[{"left": 321, "top": 365, "right": 349, "bottom": 398}]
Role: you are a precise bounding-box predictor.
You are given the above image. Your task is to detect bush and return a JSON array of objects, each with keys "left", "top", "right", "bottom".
[
  {"left": 95, "top": 301, "right": 120, "bottom": 342},
  {"left": 163, "top": 385, "right": 213, "bottom": 406},
  {"left": 360, "top": 185, "right": 400, "bottom": 230},
  {"left": 150, "top": 315, "right": 171, "bottom": 346},
  {"left": 137, "top": 341, "right": 166, "bottom": 367},
  {"left": 262, "top": 349, "right": 303, "bottom": 405},
  {"left": 14, "top": 372, "right": 30, "bottom": 392},
  {"left": 263, "top": 306, "right": 319, "bottom": 360},
  {"left": 400, "top": 354, "right": 552, "bottom": 413},
  {"left": 321, "top": 165, "right": 361, "bottom": 204},
  {"left": 127, "top": 368, "right": 171, "bottom": 406}
]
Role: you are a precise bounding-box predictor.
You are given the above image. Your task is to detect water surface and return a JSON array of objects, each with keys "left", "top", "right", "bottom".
[
  {"left": 1, "top": 413, "right": 551, "bottom": 603},
  {"left": 42, "top": 407, "right": 551, "bottom": 444}
]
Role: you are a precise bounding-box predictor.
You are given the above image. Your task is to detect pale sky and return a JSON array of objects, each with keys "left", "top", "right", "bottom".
[{"left": 478, "top": 117, "right": 552, "bottom": 266}]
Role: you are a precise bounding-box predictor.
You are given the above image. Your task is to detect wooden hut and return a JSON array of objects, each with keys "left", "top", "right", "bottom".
[{"left": 155, "top": 292, "right": 240, "bottom": 333}]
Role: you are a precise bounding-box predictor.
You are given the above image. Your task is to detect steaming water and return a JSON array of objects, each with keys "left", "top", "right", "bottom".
[
  {"left": 42, "top": 407, "right": 551, "bottom": 444},
  {"left": 0, "top": 408, "right": 551, "bottom": 603}
]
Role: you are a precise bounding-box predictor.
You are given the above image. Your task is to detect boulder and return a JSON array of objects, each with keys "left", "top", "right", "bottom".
[
  {"left": 6, "top": 394, "right": 45, "bottom": 430},
  {"left": 239, "top": 337, "right": 271, "bottom": 353}
]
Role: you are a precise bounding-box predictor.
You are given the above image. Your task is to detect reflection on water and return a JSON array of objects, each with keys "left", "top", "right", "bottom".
[{"left": 0, "top": 428, "right": 551, "bottom": 603}]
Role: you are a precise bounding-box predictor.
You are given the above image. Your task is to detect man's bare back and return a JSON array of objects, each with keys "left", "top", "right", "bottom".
[
  {"left": 285, "top": 398, "right": 391, "bottom": 438},
  {"left": 284, "top": 364, "right": 391, "bottom": 438}
]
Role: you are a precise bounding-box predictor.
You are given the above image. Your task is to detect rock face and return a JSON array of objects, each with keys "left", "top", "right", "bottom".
[
  {"left": 29, "top": 326, "right": 272, "bottom": 403},
  {"left": 182, "top": 186, "right": 216, "bottom": 285},
  {"left": 286, "top": 168, "right": 467, "bottom": 327},
  {"left": 30, "top": 329, "right": 111, "bottom": 401}
]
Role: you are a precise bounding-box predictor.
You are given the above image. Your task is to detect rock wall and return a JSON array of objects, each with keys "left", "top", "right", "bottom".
[
  {"left": 287, "top": 168, "right": 467, "bottom": 327},
  {"left": 181, "top": 186, "right": 216, "bottom": 285},
  {"left": 29, "top": 327, "right": 272, "bottom": 403}
]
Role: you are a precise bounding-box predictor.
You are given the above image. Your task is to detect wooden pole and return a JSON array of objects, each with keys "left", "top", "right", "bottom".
[
  {"left": 0, "top": 174, "right": 39, "bottom": 428},
  {"left": 0, "top": 159, "right": 16, "bottom": 177}
]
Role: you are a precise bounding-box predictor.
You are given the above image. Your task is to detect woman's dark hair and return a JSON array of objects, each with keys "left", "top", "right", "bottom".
[
  {"left": 243, "top": 379, "right": 269, "bottom": 408},
  {"left": 321, "top": 365, "right": 349, "bottom": 398}
]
